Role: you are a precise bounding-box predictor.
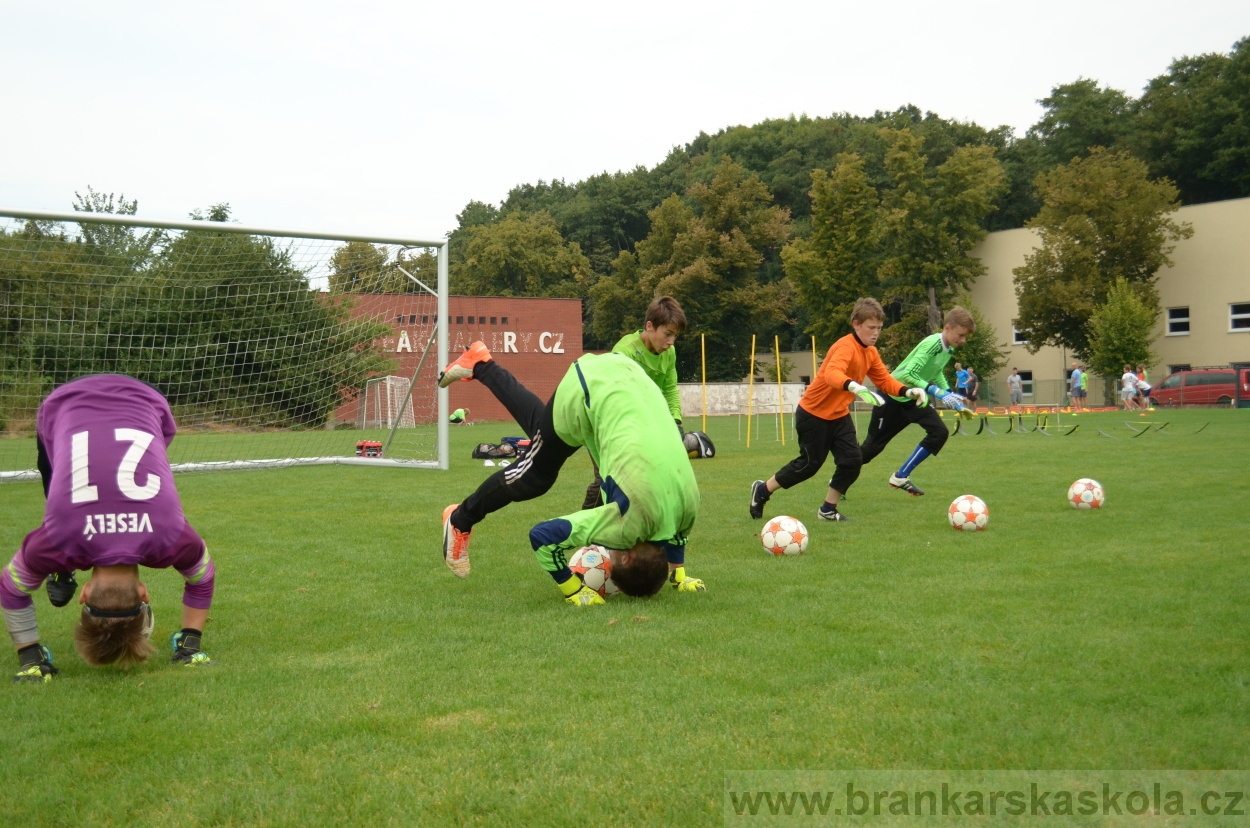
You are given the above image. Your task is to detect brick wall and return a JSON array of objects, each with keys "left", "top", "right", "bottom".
[{"left": 335, "top": 294, "right": 584, "bottom": 425}]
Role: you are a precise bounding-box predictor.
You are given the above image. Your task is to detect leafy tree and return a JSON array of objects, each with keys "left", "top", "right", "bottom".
[
  {"left": 72, "top": 187, "right": 165, "bottom": 272},
  {"left": 939, "top": 294, "right": 1009, "bottom": 395},
  {"left": 1134, "top": 37, "right": 1250, "bottom": 204},
  {"left": 329, "top": 241, "right": 390, "bottom": 293},
  {"left": 876, "top": 128, "right": 1006, "bottom": 333},
  {"left": 781, "top": 153, "right": 879, "bottom": 344},
  {"left": 591, "top": 157, "right": 792, "bottom": 381},
  {"left": 1027, "top": 79, "right": 1135, "bottom": 166},
  {"left": 1085, "top": 277, "right": 1159, "bottom": 377},
  {"left": 1012, "top": 148, "right": 1193, "bottom": 359},
  {"left": 452, "top": 210, "right": 593, "bottom": 300}
]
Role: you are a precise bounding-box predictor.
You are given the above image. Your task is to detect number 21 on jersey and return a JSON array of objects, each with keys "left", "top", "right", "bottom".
[{"left": 70, "top": 429, "right": 161, "bottom": 503}]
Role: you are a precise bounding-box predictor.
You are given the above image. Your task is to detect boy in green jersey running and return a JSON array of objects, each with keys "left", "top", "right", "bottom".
[
  {"left": 859, "top": 307, "right": 975, "bottom": 496},
  {"left": 437, "top": 342, "right": 703, "bottom": 607}
]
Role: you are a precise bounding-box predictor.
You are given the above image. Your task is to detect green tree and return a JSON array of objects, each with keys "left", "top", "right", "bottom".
[
  {"left": 451, "top": 210, "right": 593, "bottom": 300},
  {"left": 781, "top": 153, "right": 879, "bottom": 344},
  {"left": 1085, "top": 277, "right": 1159, "bottom": 377},
  {"left": 876, "top": 128, "right": 1006, "bottom": 333},
  {"left": 940, "top": 294, "right": 1009, "bottom": 396},
  {"left": 591, "top": 157, "right": 792, "bottom": 381},
  {"left": 1134, "top": 37, "right": 1250, "bottom": 204},
  {"left": 1027, "top": 79, "right": 1135, "bottom": 166},
  {"left": 1012, "top": 148, "right": 1193, "bottom": 359},
  {"left": 329, "top": 241, "right": 390, "bottom": 293}
]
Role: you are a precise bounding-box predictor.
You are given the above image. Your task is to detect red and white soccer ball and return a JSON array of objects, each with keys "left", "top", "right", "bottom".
[
  {"left": 568, "top": 545, "right": 619, "bottom": 597},
  {"left": 1068, "top": 478, "right": 1105, "bottom": 509},
  {"left": 948, "top": 495, "right": 989, "bottom": 531},
  {"left": 760, "top": 515, "right": 809, "bottom": 556}
]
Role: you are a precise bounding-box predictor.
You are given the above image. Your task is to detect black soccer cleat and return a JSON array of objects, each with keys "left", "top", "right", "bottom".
[
  {"left": 817, "top": 506, "right": 850, "bottom": 521},
  {"left": 888, "top": 475, "right": 925, "bottom": 496},
  {"left": 749, "top": 479, "right": 770, "bottom": 520},
  {"left": 46, "top": 572, "right": 78, "bottom": 608}
]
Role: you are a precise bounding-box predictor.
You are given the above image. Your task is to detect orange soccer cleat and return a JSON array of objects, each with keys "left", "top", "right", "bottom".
[{"left": 438, "top": 341, "right": 493, "bottom": 388}]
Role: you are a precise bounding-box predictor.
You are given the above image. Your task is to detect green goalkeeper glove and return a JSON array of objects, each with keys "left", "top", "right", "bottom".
[
  {"left": 558, "top": 574, "right": 606, "bottom": 607},
  {"left": 13, "top": 644, "right": 58, "bottom": 684},
  {"left": 171, "top": 629, "right": 213, "bottom": 666},
  {"left": 846, "top": 381, "right": 884, "bottom": 406},
  {"left": 669, "top": 566, "right": 706, "bottom": 593}
]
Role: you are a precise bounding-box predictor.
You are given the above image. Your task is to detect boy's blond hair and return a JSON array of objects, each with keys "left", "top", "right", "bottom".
[
  {"left": 944, "top": 306, "right": 975, "bottom": 332},
  {"left": 73, "top": 581, "right": 156, "bottom": 667}
]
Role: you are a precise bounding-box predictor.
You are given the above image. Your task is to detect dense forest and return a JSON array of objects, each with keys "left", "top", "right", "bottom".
[{"left": 447, "top": 37, "right": 1249, "bottom": 379}]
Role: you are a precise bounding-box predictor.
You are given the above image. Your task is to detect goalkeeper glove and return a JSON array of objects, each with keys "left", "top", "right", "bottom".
[
  {"left": 669, "top": 567, "right": 706, "bottom": 593},
  {"left": 928, "top": 385, "right": 973, "bottom": 418},
  {"left": 13, "top": 644, "right": 58, "bottom": 684},
  {"left": 171, "top": 629, "right": 213, "bottom": 666},
  {"left": 557, "top": 574, "right": 606, "bottom": 607},
  {"left": 904, "top": 387, "right": 929, "bottom": 407},
  {"left": 846, "top": 381, "right": 884, "bottom": 406}
]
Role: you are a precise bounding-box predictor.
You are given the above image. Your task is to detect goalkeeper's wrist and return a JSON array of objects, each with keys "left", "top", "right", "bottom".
[
  {"left": 670, "top": 566, "right": 686, "bottom": 584},
  {"left": 555, "top": 571, "right": 583, "bottom": 598}
]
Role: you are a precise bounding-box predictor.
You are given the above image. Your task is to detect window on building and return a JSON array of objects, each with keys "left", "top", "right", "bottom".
[
  {"left": 456, "top": 316, "right": 463, "bottom": 324},
  {"left": 1019, "top": 370, "right": 1034, "bottom": 397},
  {"left": 409, "top": 315, "right": 417, "bottom": 323},
  {"left": 490, "top": 317, "right": 497, "bottom": 325},
  {"left": 1012, "top": 327, "right": 1026, "bottom": 345},
  {"left": 422, "top": 315, "right": 429, "bottom": 324},
  {"left": 1231, "top": 303, "right": 1250, "bottom": 332},
  {"left": 501, "top": 317, "right": 508, "bottom": 325},
  {"left": 1167, "top": 307, "right": 1190, "bottom": 335},
  {"left": 395, "top": 316, "right": 403, "bottom": 323}
]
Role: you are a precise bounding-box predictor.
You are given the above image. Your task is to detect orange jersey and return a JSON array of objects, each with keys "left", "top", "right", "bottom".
[{"left": 798, "top": 333, "right": 905, "bottom": 420}]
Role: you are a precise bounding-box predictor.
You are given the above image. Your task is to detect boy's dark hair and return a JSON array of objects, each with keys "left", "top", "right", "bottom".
[
  {"left": 645, "top": 296, "right": 686, "bottom": 334},
  {"left": 849, "top": 297, "right": 886, "bottom": 326},
  {"left": 73, "top": 581, "right": 156, "bottom": 667},
  {"left": 611, "top": 541, "right": 669, "bottom": 597},
  {"left": 944, "top": 306, "right": 975, "bottom": 332}
]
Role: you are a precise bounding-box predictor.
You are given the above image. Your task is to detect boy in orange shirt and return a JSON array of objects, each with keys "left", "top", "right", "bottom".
[{"left": 749, "top": 298, "right": 928, "bottom": 522}]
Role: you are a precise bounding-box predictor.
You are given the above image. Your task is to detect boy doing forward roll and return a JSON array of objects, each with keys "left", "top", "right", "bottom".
[
  {"left": 749, "top": 298, "right": 928, "bottom": 522},
  {"left": 3, "top": 375, "right": 216, "bottom": 683}
]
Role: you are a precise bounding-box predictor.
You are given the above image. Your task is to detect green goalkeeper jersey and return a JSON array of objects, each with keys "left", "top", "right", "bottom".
[
  {"left": 886, "top": 332, "right": 957, "bottom": 401},
  {"left": 528, "top": 353, "right": 699, "bottom": 573},
  {"left": 611, "top": 330, "right": 683, "bottom": 422}
]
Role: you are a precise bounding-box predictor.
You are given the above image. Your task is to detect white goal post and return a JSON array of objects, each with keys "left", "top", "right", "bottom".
[{"left": 0, "top": 207, "right": 450, "bottom": 481}]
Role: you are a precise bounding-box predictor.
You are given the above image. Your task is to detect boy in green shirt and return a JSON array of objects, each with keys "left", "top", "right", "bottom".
[
  {"left": 859, "top": 307, "right": 975, "bottom": 496},
  {"left": 437, "top": 342, "right": 703, "bottom": 606},
  {"left": 582, "top": 296, "right": 687, "bottom": 509}
]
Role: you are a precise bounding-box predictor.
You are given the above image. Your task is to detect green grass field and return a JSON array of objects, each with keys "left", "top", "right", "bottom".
[{"left": 1, "top": 409, "right": 1248, "bottom": 826}]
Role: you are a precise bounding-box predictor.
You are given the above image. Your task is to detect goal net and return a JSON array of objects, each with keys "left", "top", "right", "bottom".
[{"left": 0, "top": 208, "right": 449, "bottom": 482}]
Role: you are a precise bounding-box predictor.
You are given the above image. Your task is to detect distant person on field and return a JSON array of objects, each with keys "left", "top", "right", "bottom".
[
  {"left": 1120, "top": 365, "right": 1140, "bottom": 411},
  {"left": 2, "top": 375, "right": 216, "bottom": 683},
  {"left": 1069, "top": 362, "right": 1084, "bottom": 411},
  {"left": 965, "top": 367, "right": 979, "bottom": 406},
  {"left": 748, "top": 298, "right": 927, "bottom": 522},
  {"left": 583, "top": 296, "right": 687, "bottom": 510},
  {"left": 449, "top": 407, "right": 470, "bottom": 424},
  {"left": 858, "top": 306, "right": 976, "bottom": 497},
  {"left": 954, "top": 363, "right": 970, "bottom": 398},
  {"left": 1135, "top": 365, "right": 1153, "bottom": 410},
  {"left": 1007, "top": 368, "right": 1024, "bottom": 408},
  {"left": 436, "top": 343, "right": 703, "bottom": 606}
]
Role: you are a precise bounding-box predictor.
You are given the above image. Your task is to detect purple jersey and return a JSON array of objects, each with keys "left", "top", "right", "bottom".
[{"left": 1, "top": 375, "right": 215, "bottom": 611}]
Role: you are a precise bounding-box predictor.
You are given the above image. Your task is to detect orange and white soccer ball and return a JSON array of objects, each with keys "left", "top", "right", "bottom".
[
  {"left": 760, "top": 515, "right": 809, "bottom": 556},
  {"left": 568, "top": 545, "right": 619, "bottom": 597},
  {"left": 1067, "top": 478, "right": 1105, "bottom": 509},
  {"left": 948, "top": 495, "right": 989, "bottom": 531}
]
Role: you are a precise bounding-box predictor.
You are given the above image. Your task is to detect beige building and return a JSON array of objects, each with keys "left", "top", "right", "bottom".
[{"left": 969, "top": 196, "right": 1250, "bottom": 402}]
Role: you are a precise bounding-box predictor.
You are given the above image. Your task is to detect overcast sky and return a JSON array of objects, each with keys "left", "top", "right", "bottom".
[{"left": 3, "top": 2, "right": 1246, "bottom": 243}]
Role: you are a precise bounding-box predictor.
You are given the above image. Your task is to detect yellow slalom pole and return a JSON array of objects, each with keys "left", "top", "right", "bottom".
[
  {"left": 747, "top": 335, "right": 756, "bottom": 447},
  {"left": 700, "top": 334, "right": 707, "bottom": 433},
  {"left": 811, "top": 335, "right": 818, "bottom": 382},
  {"left": 774, "top": 335, "right": 785, "bottom": 446}
]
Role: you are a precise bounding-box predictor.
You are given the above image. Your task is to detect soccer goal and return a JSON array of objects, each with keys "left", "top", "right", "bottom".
[{"left": 0, "top": 207, "right": 450, "bottom": 481}]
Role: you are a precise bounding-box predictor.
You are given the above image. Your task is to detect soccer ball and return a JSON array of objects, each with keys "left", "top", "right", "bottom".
[
  {"left": 948, "top": 495, "right": 989, "bottom": 531},
  {"left": 1067, "top": 478, "right": 1105, "bottom": 509},
  {"left": 760, "top": 515, "right": 809, "bottom": 556},
  {"left": 568, "top": 545, "right": 619, "bottom": 597}
]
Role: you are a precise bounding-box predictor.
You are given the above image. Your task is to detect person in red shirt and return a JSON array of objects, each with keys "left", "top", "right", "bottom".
[{"left": 749, "top": 298, "right": 928, "bottom": 522}]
